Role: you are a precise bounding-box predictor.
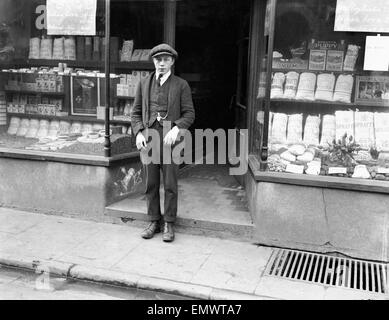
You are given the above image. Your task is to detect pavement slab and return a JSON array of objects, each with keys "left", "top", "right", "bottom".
[{"left": 0, "top": 207, "right": 387, "bottom": 300}]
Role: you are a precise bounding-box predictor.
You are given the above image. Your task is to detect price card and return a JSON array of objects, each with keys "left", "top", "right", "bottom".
[
  {"left": 328, "top": 167, "right": 347, "bottom": 174},
  {"left": 377, "top": 167, "right": 389, "bottom": 174},
  {"left": 285, "top": 164, "right": 305, "bottom": 174},
  {"left": 364, "top": 36, "right": 389, "bottom": 71}
]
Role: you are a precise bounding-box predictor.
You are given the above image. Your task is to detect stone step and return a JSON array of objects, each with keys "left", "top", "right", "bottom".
[{"left": 105, "top": 196, "right": 255, "bottom": 242}]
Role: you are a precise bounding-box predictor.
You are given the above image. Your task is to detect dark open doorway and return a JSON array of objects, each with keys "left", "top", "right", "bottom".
[{"left": 175, "top": 0, "right": 250, "bottom": 131}]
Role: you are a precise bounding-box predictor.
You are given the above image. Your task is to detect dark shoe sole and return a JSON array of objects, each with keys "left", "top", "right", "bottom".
[{"left": 162, "top": 235, "right": 175, "bottom": 242}]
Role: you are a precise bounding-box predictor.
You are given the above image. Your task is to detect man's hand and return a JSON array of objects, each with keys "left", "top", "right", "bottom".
[
  {"left": 163, "top": 126, "right": 180, "bottom": 145},
  {"left": 136, "top": 131, "right": 147, "bottom": 150}
]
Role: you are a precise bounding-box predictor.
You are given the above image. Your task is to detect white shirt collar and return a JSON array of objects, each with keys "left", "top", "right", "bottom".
[{"left": 156, "top": 70, "right": 171, "bottom": 86}]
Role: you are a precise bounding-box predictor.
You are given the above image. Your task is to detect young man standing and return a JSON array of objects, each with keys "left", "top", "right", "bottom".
[{"left": 131, "top": 43, "right": 195, "bottom": 242}]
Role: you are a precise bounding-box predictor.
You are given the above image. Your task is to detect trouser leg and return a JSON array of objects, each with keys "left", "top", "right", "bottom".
[
  {"left": 144, "top": 162, "right": 161, "bottom": 221},
  {"left": 162, "top": 161, "right": 179, "bottom": 223}
]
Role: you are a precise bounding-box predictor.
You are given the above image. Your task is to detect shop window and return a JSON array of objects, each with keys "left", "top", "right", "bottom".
[
  {"left": 259, "top": 0, "right": 389, "bottom": 181},
  {"left": 0, "top": 0, "right": 164, "bottom": 158}
]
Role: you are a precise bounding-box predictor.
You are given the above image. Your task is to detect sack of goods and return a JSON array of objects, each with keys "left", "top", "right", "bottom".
[
  {"left": 374, "top": 112, "right": 389, "bottom": 152},
  {"left": 40, "top": 38, "right": 53, "bottom": 60},
  {"left": 16, "top": 118, "right": 30, "bottom": 137},
  {"left": 283, "top": 71, "right": 299, "bottom": 99},
  {"left": 270, "top": 113, "right": 288, "bottom": 144},
  {"left": 52, "top": 37, "right": 65, "bottom": 60},
  {"left": 29, "top": 37, "right": 40, "bottom": 59},
  {"left": 270, "top": 72, "right": 285, "bottom": 99},
  {"left": 320, "top": 114, "right": 336, "bottom": 147},
  {"left": 286, "top": 113, "right": 303, "bottom": 144},
  {"left": 25, "top": 119, "right": 40, "bottom": 138},
  {"left": 303, "top": 115, "right": 321, "bottom": 146},
  {"left": 120, "top": 40, "right": 134, "bottom": 62},
  {"left": 354, "top": 111, "right": 374, "bottom": 150},
  {"left": 64, "top": 37, "right": 76, "bottom": 60},
  {"left": 335, "top": 110, "right": 354, "bottom": 141},
  {"left": 8, "top": 117, "right": 20, "bottom": 135},
  {"left": 48, "top": 120, "right": 60, "bottom": 138},
  {"left": 36, "top": 120, "right": 50, "bottom": 139},
  {"left": 295, "top": 72, "right": 316, "bottom": 101},
  {"left": 333, "top": 74, "right": 354, "bottom": 103},
  {"left": 315, "top": 73, "right": 335, "bottom": 101}
]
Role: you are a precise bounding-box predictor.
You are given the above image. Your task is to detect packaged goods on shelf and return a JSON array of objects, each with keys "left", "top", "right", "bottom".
[
  {"left": 53, "top": 37, "right": 65, "bottom": 60},
  {"left": 48, "top": 120, "right": 60, "bottom": 138},
  {"left": 92, "top": 36, "right": 100, "bottom": 61},
  {"left": 288, "top": 143, "right": 305, "bottom": 156},
  {"left": 333, "top": 74, "right": 354, "bottom": 103},
  {"left": 36, "top": 120, "right": 50, "bottom": 139},
  {"left": 130, "top": 49, "right": 142, "bottom": 61},
  {"left": 315, "top": 73, "right": 335, "bottom": 101},
  {"left": 352, "top": 165, "right": 371, "bottom": 179},
  {"left": 354, "top": 111, "right": 374, "bottom": 150},
  {"left": 270, "top": 112, "right": 288, "bottom": 144},
  {"left": 76, "top": 37, "right": 85, "bottom": 60},
  {"left": 120, "top": 40, "right": 134, "bottom": 62},
  {"left": 326, "top": 50, "right": 344, "bottom": 72},
  {"left": 59, "top": 121, "right": 71, "bottom": 135},
  {"left": 320, "top": 114, "right": 336, "bottom": 147},
  {"left": 374, "top": 112, "right": 389, "bottom": 152},
  {"left": 64, "top": 37, "right": 76, "bottom": 60},
  {"left": 283, "top": 71, "right": 299, "bottom": 99},
  {"left": 303, "top": 115, "right": 320, "bottom": 146},
  {"left": 140, "top": 49, "right": 151, "bottom": 61},
  {"left": 335, "top": 110, "right": 354, "bottom": 141},
  {"left": 270, "top": 72, "right": 285, "bottom": 99},
  {"left": 309, "top": 49, "right": 326, "bottom": 71},
  {"left": 25, "top": 119, "right": 40, "bottom": 138},
  {"left": 29, "top": 38, "right": 40, "bottom": 59},
  {"left": 140, "top": 71, "right": 150, "bottom": 81},
  {"left": 8, "top": 117, "right": 20, "bottom": 135},
  {"left": 343, "top": 45, "right": 360, "bottom": 71},
  {"left": 85, "top": 37, "right": 92, "bottom": 60},
  {"left": 81, "top": 123, "right": 93, "bottom": 136},
  {"left": 297, "top": 148, "right": 315, "bottom": 162},
  {"left": 40, "top": 38, "right": 53, "bottom": 60},
  {"left": 16, "top": 118, "right": 30, "bottom": 137},
  {"left": 286, "top": 113, "right": 303, "bottom": 144},
  {"left": 295, "top": 72, "right": 316, "bottom": 101},
  {"left": 70, "top": 121, "right": 82, "bottom": 134}
]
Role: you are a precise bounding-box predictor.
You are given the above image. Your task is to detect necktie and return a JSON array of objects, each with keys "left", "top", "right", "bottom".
[{"left": 157, "top": 73, "right": 163, "bottom": 87}]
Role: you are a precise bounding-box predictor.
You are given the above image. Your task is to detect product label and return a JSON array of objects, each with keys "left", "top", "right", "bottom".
[
  {"left": 285, "top": 164, "right": 305, "bottom": 174},
  {"left": 309, "top": 50, "right": 327, "bottom": 70},
  {"left": 377, "top": 167, "right": 389, "bottom": 174},
  {"left": 328, "top": 167, "right": 347, "bottom": 174}
]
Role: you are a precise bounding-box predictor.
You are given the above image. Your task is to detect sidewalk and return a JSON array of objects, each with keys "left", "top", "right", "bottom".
[{"left": 0, "top": 207, "right": 386, "bottom": 300}]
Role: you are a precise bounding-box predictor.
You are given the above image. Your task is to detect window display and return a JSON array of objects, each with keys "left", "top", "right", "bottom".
[
  {"left": 0, "top": 0, "right": 163, "bottom": 158},
  {"left": 259, "top": 0, "right": 389, "bottom": 181}
]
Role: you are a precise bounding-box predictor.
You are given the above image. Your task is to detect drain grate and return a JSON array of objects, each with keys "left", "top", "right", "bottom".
[{"left": 264, "top": 249, "right": 389, "bottom": 294}]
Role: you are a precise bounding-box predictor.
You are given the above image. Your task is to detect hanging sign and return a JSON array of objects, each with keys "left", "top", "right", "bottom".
[
  {"left": 46, "top": 0, "right": 97, "bottom": 35},
  {"left": 363, "top": 36, "right": 389, "bottom": 71},
  {"left": 334, "top": 0, "right": 389, "bottom": 33}
]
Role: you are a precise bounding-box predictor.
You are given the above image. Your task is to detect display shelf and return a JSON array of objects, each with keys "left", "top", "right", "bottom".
[
  {"left": 116, "top": 96, "right": 135, "bottom": 99},
  {"left": 6, "top": 112, "right": 132, "bottom": 125},
  {"left": 272, "top": 68, "right": 358, "bottom": 75},
  {"left": 4, "top": 89, "right": 65, "bottom": 97},
  {"left": 0, "top": 59, "right": 155, "bottom": 72},
  {"left": 270, "top": 98, "right": 354, "bottom": 107}
]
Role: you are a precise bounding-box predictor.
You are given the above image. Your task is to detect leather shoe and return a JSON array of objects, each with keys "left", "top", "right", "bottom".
[
  {"left": 141, "top": 221, "right": 160, "bottom": 239},
  {"left": 162, "top": 222, "right": 175, "bottom": 242}
]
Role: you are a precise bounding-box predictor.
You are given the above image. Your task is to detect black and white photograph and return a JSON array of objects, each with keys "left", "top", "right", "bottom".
[{"left": 0, "top": 0, "right": 388, "bottom": 308}]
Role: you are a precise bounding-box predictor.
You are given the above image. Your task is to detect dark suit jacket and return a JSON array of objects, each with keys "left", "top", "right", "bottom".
[{"left": 131, "top": 72, "right": 195, "bottom": 137}]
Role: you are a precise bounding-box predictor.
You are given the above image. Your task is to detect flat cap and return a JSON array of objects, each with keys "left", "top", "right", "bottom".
[{"left": 150, "top": 43, "right": 178, "bottom": 59}]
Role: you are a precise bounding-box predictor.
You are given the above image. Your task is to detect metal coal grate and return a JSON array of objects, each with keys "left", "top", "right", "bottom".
[{"left": 264, "top": 249, "right": 389, "bottom": 294}]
